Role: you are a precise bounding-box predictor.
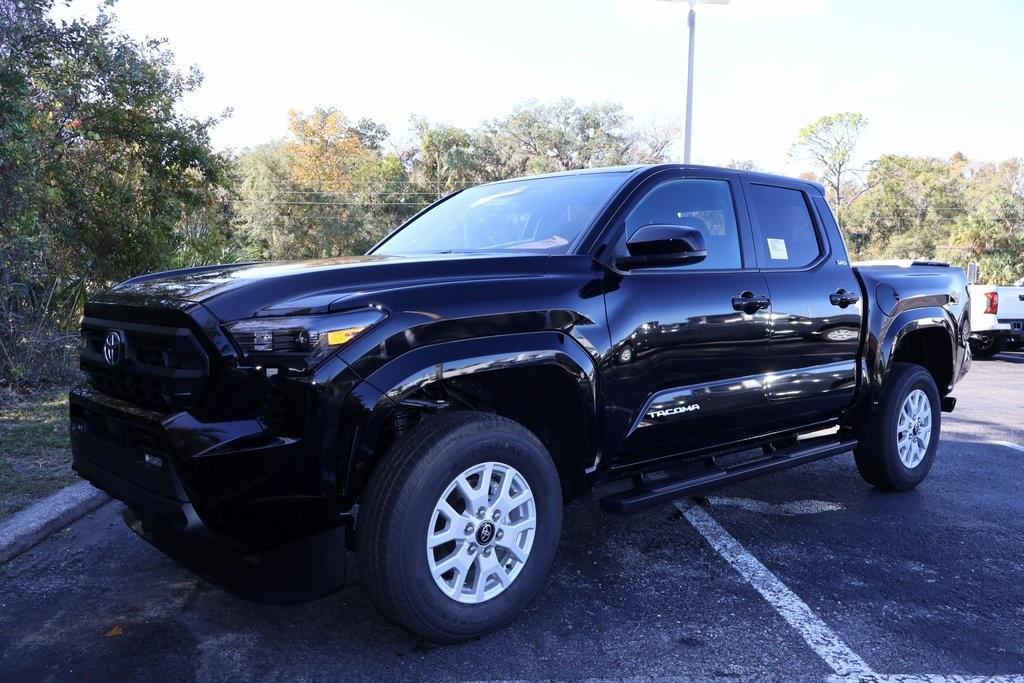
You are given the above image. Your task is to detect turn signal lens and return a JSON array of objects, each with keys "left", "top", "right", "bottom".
[{"left": 326, "top": 327, "right": 367, "bottom": 346}]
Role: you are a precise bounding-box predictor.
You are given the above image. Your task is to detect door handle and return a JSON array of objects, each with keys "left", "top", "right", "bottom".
[
  {"left": 732, "top": 291, "right": 771, "bottom": 314},
  {"left": 829, "top": 288, "right": 860, "bottom": 308}
]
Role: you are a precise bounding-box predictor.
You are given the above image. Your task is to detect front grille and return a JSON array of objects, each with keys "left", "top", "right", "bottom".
[{"left": 80, "top": 316, "right": 210, "bottom": 412}]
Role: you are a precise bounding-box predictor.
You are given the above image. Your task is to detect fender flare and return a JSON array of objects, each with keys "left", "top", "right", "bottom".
[
  {"left": 340, "top": 331, "right": 600, "bottom": 500},
  {"left": 869, "top": 305, "right": 959, "bottom": 393}
]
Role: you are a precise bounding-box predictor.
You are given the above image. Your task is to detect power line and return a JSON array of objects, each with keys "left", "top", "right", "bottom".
[{"left": 198, "top": 35, "right": 1024, "bottom": 86}]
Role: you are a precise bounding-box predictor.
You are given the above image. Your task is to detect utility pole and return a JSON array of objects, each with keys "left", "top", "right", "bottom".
[{"left": 658, "top": 0, "right": 730, "bottom": 163}]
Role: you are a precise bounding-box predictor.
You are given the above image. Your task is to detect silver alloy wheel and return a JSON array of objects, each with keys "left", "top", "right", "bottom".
[
  {"left": 426, "top": 461, "right": 536, "bottom": 604},
  {"left": 825, "top": 327, "right": 859, "bottom": 342},
  {"left": 896, "top": 389, "right": 932, "bottom": 468}
]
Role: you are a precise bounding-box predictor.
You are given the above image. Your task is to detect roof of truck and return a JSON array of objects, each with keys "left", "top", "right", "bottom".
[{"left": 488, "top": 164, "right": 826, "bottom": 195}]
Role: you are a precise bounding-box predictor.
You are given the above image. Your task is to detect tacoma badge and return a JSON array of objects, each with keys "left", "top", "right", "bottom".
[{"left": 647, "top": 404, "right": 701, "bottom": 419}]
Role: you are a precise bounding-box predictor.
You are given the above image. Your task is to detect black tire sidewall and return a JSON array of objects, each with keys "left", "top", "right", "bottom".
[
  {"left": 878, "top": 367, "right": 941, "bottom": 489},
  {"left": 387, "top": 422, "right": 562, "bottom": 642}
]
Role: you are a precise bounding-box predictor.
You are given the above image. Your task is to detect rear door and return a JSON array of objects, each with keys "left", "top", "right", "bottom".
[
  {"left": 743, "top": 182, "right": 862, "bottom": 432},
  {"left": 599, "top": 169, "right": 771, "bottom": 466}
]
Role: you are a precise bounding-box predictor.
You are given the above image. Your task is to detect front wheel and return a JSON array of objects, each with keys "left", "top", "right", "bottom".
[
  {"left": 356, "top": 412, "right": 562, "bottom": 643},
  {"left": 854, "top": 363, "right": 941, "bottom": 491}
]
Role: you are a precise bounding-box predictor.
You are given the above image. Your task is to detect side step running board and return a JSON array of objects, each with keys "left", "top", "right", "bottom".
[{"left": 599, "top": 439, "right": 858, "bottom": 514}]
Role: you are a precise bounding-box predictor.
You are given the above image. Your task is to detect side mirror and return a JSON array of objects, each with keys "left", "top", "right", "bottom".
[{"left": 615, "top": 224, "right": 708, "bottom": 270}]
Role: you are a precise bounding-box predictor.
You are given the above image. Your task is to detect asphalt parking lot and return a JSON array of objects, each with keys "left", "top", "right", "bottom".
[{"left": 2, "top": 352, "right": 1023, "bottom": 682}]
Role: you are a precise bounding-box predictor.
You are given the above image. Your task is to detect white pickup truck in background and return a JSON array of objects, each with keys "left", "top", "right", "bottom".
[{"left": 967, "top": 268, "right": 1024, "bottom": 357}]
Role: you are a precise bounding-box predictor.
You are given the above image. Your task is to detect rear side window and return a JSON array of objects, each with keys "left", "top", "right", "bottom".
[
  {"left": 623, "top": 178, "right": 742, "bottom": 270},
  {"left": 749, "top": 185, "right": 822, "bottom": 269}
]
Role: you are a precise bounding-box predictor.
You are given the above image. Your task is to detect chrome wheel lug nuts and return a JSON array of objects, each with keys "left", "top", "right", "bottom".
[
  {"left": 492, "top": 510, "right": 501, "bottom": 521},
  {"left": 483, "top": 548, "right": 492, "bottom": 557},
  {"left": 496, "top": 529, "right": 504, "bottom": 540},
  {"left": 467, "top": 543, "right": 477, "bottom": 554},
  {"left": 464, "top": 523, "right": 475, "bottom": 535},
  {"left": 476, "top": 507, "right": 486, "bottom": 519}
]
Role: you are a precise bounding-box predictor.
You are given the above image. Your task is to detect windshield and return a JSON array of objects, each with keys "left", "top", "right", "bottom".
[{"left": 374, "top": 172, "right": 628, "bottom": 255}]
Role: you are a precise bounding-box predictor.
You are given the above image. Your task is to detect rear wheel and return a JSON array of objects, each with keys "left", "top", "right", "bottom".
[
  {"left": 969, "top": 333, "right": 1005, "bottom": 358},
  {"left": 854, "top": 363, "right": 941, "bottom": 491},
  {"left": 356, "top": 412, "right": 562, "bottom": 643}
]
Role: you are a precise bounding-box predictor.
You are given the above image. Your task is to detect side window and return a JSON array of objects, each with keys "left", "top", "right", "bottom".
[
  {"left": 749, "top": 184, "right": 822, "bottom": 269},
  {"left": 623, "top": 178, "right": 742, "bottom": 270}
]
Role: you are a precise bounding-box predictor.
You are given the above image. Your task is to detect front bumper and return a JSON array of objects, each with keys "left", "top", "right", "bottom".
[
  {"left": 122, "top": 506, "right": 347, "bottom": 603},
  {"left": 69, "top": 385, "right": 349, "bottom": 601}
]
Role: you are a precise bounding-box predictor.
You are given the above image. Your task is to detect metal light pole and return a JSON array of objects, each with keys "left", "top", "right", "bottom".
[
  {"left": 659, "top": 0, "right": 730, "bottom": 163},
  {"left": 683, "top": 1, "right": 696, "bottom": 163}
]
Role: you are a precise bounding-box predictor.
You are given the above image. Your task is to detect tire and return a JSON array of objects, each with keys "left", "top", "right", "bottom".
[
  {"left": 969, "top": 333, "right": 1005, "bottom": 358},
  {"left": 356, "top": 411, "right": 562, "bottom": 643},
  {"left": 823, "top": 326, "right": 859, "bottom": 342},
  {"left": 854, "top": 363, "right": 941, "bottom": 491}
]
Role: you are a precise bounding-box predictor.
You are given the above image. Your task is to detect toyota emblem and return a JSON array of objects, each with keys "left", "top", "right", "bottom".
[
  {"left": 103, "top": 329, "right": 125, "bottom": 366},
  {"left": 475, "top": 521, "right": 496, "bottom": 546}
]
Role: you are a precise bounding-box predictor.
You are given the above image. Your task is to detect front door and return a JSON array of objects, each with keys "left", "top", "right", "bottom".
[{"left": 599, "top": 170, "right": 771, "bottom": 467}]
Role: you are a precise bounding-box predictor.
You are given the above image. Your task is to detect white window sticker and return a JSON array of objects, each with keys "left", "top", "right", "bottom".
[{"left": 767, "top": 238, "right": 789, "bottom": 260}]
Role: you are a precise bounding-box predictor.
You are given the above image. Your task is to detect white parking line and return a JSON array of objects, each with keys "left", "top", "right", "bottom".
[
  {"left": 705, "top": 495, "right": 845, "bottom": 516},
  {"left": 830, "top": 675, "right": 1024, "bottom": 682},
  {"left": 990, "top": 440, "right": 1024, "bottom": 453},
  {"left": 679, "top": 500, "right": 1024, "bottom": 683},
  {"left": 676, "top": 501, "right": 874, "bottom": 678}
]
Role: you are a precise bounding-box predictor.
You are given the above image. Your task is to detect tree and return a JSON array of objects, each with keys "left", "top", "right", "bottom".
[
  {"left": 726, "top": 159, "right": 761, "bottom": 172},
  {"left": 0, "top": 0, "right": 229, "bottom": 388},
  {"left": 346, "top": 153, "right": 421, "bottom": 250},
  {"left": 945, "top": 193, "right": 1024, "bottom": 284},
  {"left": 840, "top": 153, "right": 1024, "bottom": 285},
  {"left": 790, "top": 112, "right": 868, "bottom": 224},
  {"left": 943, "top": 159, "right": 1024, "bottom": 283},
  {"left": 481, "top": 99, "right": 673, "bottom": 178},
  {"left": 232, "top": 142, "right": 300, "bottom": 260},
  {"left": 411, "top": 119, "right": 490, "bottom": 200},
  {"left": 232, "top": 109, "right": 419, "bottom": 259},
  {"left": 842, "top": 154, "right": 968, "bottom": 260}
]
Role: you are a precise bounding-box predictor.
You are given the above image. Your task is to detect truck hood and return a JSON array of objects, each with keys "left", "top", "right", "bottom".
[{"left": 100, "top": 252, "right": 553, "bottom": 321}]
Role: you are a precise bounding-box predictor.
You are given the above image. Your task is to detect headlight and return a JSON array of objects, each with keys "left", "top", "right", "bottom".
[{"left": 225, "top": 308, "right": 387, "bottom": 371}]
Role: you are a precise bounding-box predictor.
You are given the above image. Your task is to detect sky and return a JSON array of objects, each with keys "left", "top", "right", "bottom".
[{"left": 55, "top": 0, "right": 1024, "bottom": 175}]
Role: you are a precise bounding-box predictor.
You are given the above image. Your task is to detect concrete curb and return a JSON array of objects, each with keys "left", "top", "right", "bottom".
[{"left": 0, "top": 481, "right": 110, "bottom": 565}]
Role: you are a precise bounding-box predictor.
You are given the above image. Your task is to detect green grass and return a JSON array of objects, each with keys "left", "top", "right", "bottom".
[{"left": 0, "top": 388, "right": 77, "bottom": 521}]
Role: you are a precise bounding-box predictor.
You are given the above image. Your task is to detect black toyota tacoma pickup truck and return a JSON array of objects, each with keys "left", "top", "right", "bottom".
[{"left": 71, "top": 164, "right": 971, "bottom": 642}]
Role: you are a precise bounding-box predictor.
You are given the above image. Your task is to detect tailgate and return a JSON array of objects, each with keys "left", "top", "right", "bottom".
[{"left": 996, "top": 287, "right": 1024, "bottom": 320}]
